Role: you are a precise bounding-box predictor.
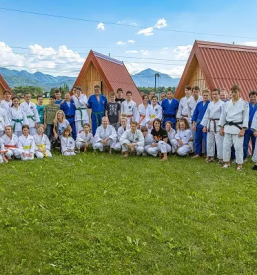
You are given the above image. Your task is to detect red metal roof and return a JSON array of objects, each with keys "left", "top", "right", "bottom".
[
  {"left": 73, "top": 50, "right": 142, "bottom": 103},
  {"left": 0, "top": 73, "right": 12, "bottom": 93},
  {"left": 175, "top": 40, "right": 257, "bottom": 100}
]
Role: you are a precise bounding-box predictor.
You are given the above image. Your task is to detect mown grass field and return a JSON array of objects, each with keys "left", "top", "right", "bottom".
[{"left": 1, "top": 152, "right": 257, "bottom": 274}]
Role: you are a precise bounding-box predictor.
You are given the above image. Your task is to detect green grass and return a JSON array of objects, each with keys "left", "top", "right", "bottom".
[{"left": 1, "top": 152, "right": 257, "bottom": 274}]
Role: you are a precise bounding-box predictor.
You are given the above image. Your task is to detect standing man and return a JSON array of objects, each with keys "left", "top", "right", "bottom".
[
  {"left": 176, "top": 85, "right": 192, "bottom": 120},
  {"left": 220, "top": 88, "right": 228, "bottom": 102},
  {"left": 87, "top": 85, "right": 107, "bottom": 135},
  {"left": 219, "top": 85, "right": 249, "bottom": 171},
  {"left": 1, "top": 90, "right": 12, "bottom": 111},
  {"left": 161, "top": 89, "right": 179, "bottom": 129},
  {"left": 243, "top": 90, "right": 257, "bottom": 162},
  {"left": 36, "top": 95, "right": 45, "bottom": 124},
  {"left": 115, "top": 88, "right": 125, "bottom": 104},
  {"left": 54, "top": 89, "right": 63, "bottom": 105},
  {"left": 121, "top": 91, "right": 138, "bottom": 127},
  {"left": 60, "top": 93, "right": 76, "bottom": 139},
  {"left": 20, "top": 92, "right": 40, "bottom": 135}
]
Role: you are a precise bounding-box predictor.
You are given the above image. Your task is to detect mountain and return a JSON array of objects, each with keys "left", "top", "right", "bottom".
[{"left": 131, "top": 68, "right": 180, "bottom": 88}]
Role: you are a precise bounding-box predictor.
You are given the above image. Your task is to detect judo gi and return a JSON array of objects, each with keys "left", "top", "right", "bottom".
[
  {"left": 8, "top": 106, "right": 28, "bottom": 137},
  {"left": 161, "top": 98, "right": 179, "bottom": 129},
  {"left": 1, "top": 133, "right": 21, "bottom": 159},
  {"left": 93, "top": 125, "right": 117, "bottom": 151},
  {"left": 18, "top": 134, "right": 36, "bottom": 160},
  {"left": 121, "top": 100, "right": 138, "bottom": 127},
  {"left": 120, "top": 129, "right": 144, "bottom": 154},
  {"left": 0, "top": 107, "right": 10, "bottom": 137},
  {"left": 171, "top": 129, "right": 193, "bottom": 156},
  {"left": 20, "top": 101, "right": 40, "bottom": 135},
  {"left": 76, "top": 131, "right": 94, "bottom": 150},
  {"left": 61, "top": 136, "right": 76, "bottom": 156},
  {"left": 33, "top": 133, "right": 52, "bottom": 158}
]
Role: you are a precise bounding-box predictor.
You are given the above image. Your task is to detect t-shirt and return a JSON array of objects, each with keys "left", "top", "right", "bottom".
[
  {"left": 151, "top": 128, "right": 168, "bottom": 142},
  {"left": 36, "top": 105, "right": 45, "bottom": 124},
  {"left": 58, "top": 119, "right": 70, "bottom": 137},
  {"left": 55, "top": 99, "right": 63, "bottom": 105},
  {"left": 45, "top": 104, "right": 60, "bottom": 125},
  {"left": 106, "top": 102, "right": 120, "bottom": 124},
  {"left": 115, "top": 97, "right": 125, "bottom": 104}
]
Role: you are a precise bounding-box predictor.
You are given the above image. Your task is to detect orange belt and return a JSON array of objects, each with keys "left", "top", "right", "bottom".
[{"left": 138, "top": 114, "right": 146, "bottom": 125}]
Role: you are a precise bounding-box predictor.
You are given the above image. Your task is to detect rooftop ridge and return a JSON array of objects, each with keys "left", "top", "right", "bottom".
[{"left": 92, "top": 51, "right": 123, "bottom": 65}]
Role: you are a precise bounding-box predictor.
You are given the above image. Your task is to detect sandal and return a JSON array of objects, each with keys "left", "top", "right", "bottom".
[{"left": 222, "top": 164, "right": 230, "bottom": 169}]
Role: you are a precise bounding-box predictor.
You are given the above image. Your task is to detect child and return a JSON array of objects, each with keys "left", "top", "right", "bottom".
[
  {"left": 171, "top": 118, "right": 193, "bottom": 156},
  {"left": 165, "top": 121, "right": 176, "bottom": 153},
  {"left": 75, "top": 123, "right": 94, "bottom": 151},
  {"left": 114, "top": 117, "right": 129, "bottom": 151},
  {"left": 141, "top": 126, "right": 155, "bottom": 156},
  {"left": 18, "top": 125, "right": 36, "bottom": 161},
  {"left": 36, "top": 95, "right": 45, "bottom": 124},
  {"left": 0, "top": 138, "right": 8, "bottom": 163},
  {"left": 0, "top": 90, "right": 12, "bottom": 111},
  {"left": 105, "top": 92, "right": 121, "bottom": 130},
  {"left": 61, "top": 128, "right": 76, "bottom": 156},
  {"left": 121, "top": 91, "right": 138, "bottom": 127},
  {"left": 115, "top": 88, "right": 125, "bottom": 104},
  {"left": 0, "top": 105, "right": 10, "bottom": 137},
  {"left": 34, "top": 124, "right": 52, "bottom": 158},
  {"left": 2, "top": 125, "right": 21, "bottom": 160},
  {"left": 145, "top": 96, "right": 162, "bottom": 132},
  {"left": 138, "top": 95, "right": 150, "bottom": 128}
]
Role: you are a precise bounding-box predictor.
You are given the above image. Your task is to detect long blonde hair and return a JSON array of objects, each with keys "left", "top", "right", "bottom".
[{"left": 53, "top": 110, "right": 66, "bottom": 126}]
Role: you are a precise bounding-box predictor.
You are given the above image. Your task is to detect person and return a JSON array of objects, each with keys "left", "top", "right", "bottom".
[
  {"left": 93, "top": 117, "right": 117, "bottom": 153},
  {"left": 165, "top": 121, "right": 176, "bottom": 152},
  {"left": 121, "top": 91, "right": 138, "bottom": 127},
  {"left": 18, "top": 125, "right": 36, "bottom": 161},
  {"left": 243, "top": 91, "right": 257, "bottom": 162},
  {"left": 44, "top": 95, "right": 60, "bottom": 140},
  {"left": 251, "top": 111, "right": 257, "bottom": 170},
  {"left": 71, "top": 86, "right": 89, "bottom": 134},
  {"left": 191, "top": 89, "right": 210, "bottom": 158},
  {"left": 147, "top": 118, "right": 171, "bottom": 161},
  {"left": 171, "top": 118, "right": 193, "bottom": 156},
  {"left": 54, "top": 89, "right": 63, "bottom": 105},
  {"left": 20, "top": 92, "right": 40, "bottom": 135},
  {"left": 137, "top": 95, "right": 150, "bottom": 128},
  {"left": 113, "top": 117, "right": 129, "bottom": 152},
  {"left": 220, "top": 88, "right": 228, "bottom": 102},
  {"left": 75, "top": 123, "right": 94, "bottom": 151},
  {"left": 0, "top": 104, "right": 10, "bottom": 137},
  {"left": 159, "top": 93, "right": 167, "bottom": 104},
  {"left": 201, "top": 89, "right": 224, "bottom": 163},
  {"left": 60, "top": 93, "right": 76, "bottom": 139},
  {"left": 8, "top": 97, "right": 28, "bottom": 137},
  {"left": 0, "top": 139, "right": 8, "bottom": 163},
  {"left": 187, "top": 86, "right": 203, "bottom": 123},
  {"left": 120, "top": 121, "right": 144, "bottom": 157},
  {"left": 0, "top": 90, "right": 12, "bottom": 111},
  {"left": 176, "top": 85, "right": 192, "bottom": 120},
  {"left": 1, "top": 125, "right": 21, "bottom": 160},
  {"left": 87, "top": 85, "right": 107, "bottom": 135},
  {"left": 161, "top": 89, "right": 179, "bottom": 129},
  {"left": 105, "top": 92, "right": 121, "bottom": 130},
  {"left": 53, "top": 110, "right": 71, "bottom": 148},
  {"left": 145, "top": 96, "right": 162, "bottom": 132},
  {"left": 61, "top": 128, "right": 76, "bottom": 156},
  {"left": 219, "top": 84, "right": 249, "bottom": 170},
  {"left": 36, "top": 95, "right": 45, "bottom": 124},
  {"left": 148, "top": 90, "right": 155, "bottom": 104},
  {"left": 141, "top": 126, "right": 155, "bottom": 156},
  {"left": 115, "top": 88, "right": 125, "bottom": 104},
  {"left": 34, "top": 124, "right": 52, "bottom": 158}
]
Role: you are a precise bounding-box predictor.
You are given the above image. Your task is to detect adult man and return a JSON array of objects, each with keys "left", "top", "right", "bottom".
[
  {"left": 220, "top": 88, "right": 228, "bottom": 102},
  {"left": 93, "top": 117, "right": 117, "bottom": 153},
  {"left": 201, "top": 89, "right": 224, "bottom": 163},
  {"left": 0, "top": 90, "right": 12, "bottom": 111},
  {"left": 145, "top": 96, "right": 162, "bottom": 131},
  {"left": 60, "top": 93, "right": 76, "bottom": 139},
  {"left": 219, "top": 84, "right": 249, "bottom": 170},
  {"left": 121, "top": 91, "right": 138, "bottom": 127},
  {"left": 120, "top": 121, "right": 144, "bottom": 157},
  {"left": 176, "top": 85, "right": 192, "bottom": 120},
  {"left": 161, "top": 89, "right": 179, "bottom": 129},
  {"left": 1, "top": 125, "right": 21, "bottom": 159},
  {"left": 36, "top": 95, "right": 45, "bottom": 124},
  {"left": 71, "top": 86, "right": 89, "bottom": 134},
  {"left": 54, "top": 90, "right": 63, "bottom": 105},
  {"left": 87, "top": 85, "right": 107, "bottom": 135},
  {"left": 243, "top": 91, "right": 257, "bottom": 162},
  {"left": 20, "top": 92, "right": 40, "bottom": 135},
  {"left": 191, "top": 89, "right": 210, "bottom": 158},
  {"left": 115, "top": 88, "right": 125, "bottom": 104}
]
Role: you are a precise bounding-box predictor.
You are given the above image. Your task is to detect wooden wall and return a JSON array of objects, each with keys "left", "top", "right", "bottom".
[
  {"left": 0, "top": 84, "right": 4, "bottom": 100},
  {"left": 189, "top": 63, "right": 209, "bottom": 93}
]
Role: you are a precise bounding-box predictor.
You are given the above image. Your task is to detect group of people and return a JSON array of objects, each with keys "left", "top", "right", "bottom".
[{"left": 0, "top": 84, "right": 256, "bottom": 171}]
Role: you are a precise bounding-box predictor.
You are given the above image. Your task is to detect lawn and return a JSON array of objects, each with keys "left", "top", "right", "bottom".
[{"left": 1, "top": 152, "right": 257, "bottom": 274}]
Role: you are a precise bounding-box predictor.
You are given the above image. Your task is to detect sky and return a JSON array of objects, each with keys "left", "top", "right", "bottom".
[{"left": 1, "top": 0, "right": 257, "bottom": 80}]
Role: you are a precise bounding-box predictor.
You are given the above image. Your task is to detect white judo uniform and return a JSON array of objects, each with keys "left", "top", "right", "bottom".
[
  {"left": 18, "top": 134, "right": 36, "bottom": 161},
  {"left": 75, "top": 131, "right": 94, "bottom": 150},
  {"left": 61, "top": 136, "right": 76, "bottom": 156},
  {"left": 1, "top": 133, "right": 21, "bottom": 159},
  {"left": 251, "top": 111, "right": 257, "bottom": 163},
  {"left": 143, "top": 133, "right": 155, "bottom": 156},
  {"left": 71, "top": 94, "right": 89, "bottom": 133},
  {"left": 147, "top": 130, "right": 171, "bottom": 156},
  {"left": 9, "top": 106, "right": 28, "bottom": 137},
  {"left": 120, "top": 129, "right": 144, "bottom": 154},
  {"left": 20, "top": 101, "right": 40, "bottom": 135},
  {"left": 114, "top": 125, "right": 130, "bottom": 151},
  {"left": 0, "top": 99, "right": 12, "bottom": 112},
  {"left": 171, "top": 129, "right": 193, "bottom": 156},
  {"left": 201, "top": 100, "right": 224, "bottom": 160},
  {"left": 121, "top": 100, "right": 138, "bottom": 126},
  {"left": 93, "top": 125, "right": 117, "bottom": 151},
  {"left": 0, "top": 107, "right": 10, "bottom": 137},
  {"left": 137, "top": 103, "right": 149, "bottom": 127},
  {"left": 33, "top": 133, "right": 52, "bottom": 158},
  {"left": 176, "top": 96, "right": 190, "bottom": 120},
  {"left": 145, "top": 104, "right": 163, "bottom": 131},
  {"left": 167, "top": 129, "right": 176, "bottom": 153},
  {"left": 218, "top": 98, "right": 249, "bottom": 164},
  {"left": 0, "top": 138, "right": 5, "bottom": 163}
]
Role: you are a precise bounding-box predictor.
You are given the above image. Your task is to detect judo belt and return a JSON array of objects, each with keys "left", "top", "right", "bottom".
[
  {"left": 224, "top": 121, "right": 243, "bottom": 130},
  {"left": 209, "top": 118, "right": 219, "bottom": 133},
  {"left": 12, "top": 118, "right": 23, "bottom": 131},
  {"left": 149, "top": 115, "right": 156, "bottom": 119},
  {"left": 37, "top": 144, "right": 47, "bottom": 157},
  {"left": 27, "top": 115, "right": 35, "bottom": 121},
  {"left": 138, "top": 115, "right": 146, "bottom": 125},
  {"left": 76, "top": 107, "right": 86, "bottom": 127},
  {"left": 164, "top": 114, "right": 176, "bottom": 119},
  {"left": 5, "top": 145, "right": 17, "bottom": 150},
  {"left": 92, "top": 111, "right": 105, "bottom": 128},
  {"left": 66, "top": 115, "right": 75, "bottom": 119},
  {"left": 181, "top": 114, "right": 188, "bottom": 118},
  {"left": 23, "top": 145, "right": 31, "bottom": 150}
]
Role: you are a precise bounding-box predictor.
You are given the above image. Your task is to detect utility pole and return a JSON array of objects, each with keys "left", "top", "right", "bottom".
[{"left": 154, "top": 73, "right": 160, "bottom": 99}]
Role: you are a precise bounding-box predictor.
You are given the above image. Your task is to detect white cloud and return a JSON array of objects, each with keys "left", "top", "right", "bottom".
[
  {"left": 128, "top": 40, "right": 135, "bottom": 43},
  {"left": 244, "top": 41, "right": 257, "bottom": 46},
  {"left": 116, "top": 41, "right": 126, "bottom": 45},
  {"left": 137, "top": 27, "right": 154, "bottom": 36},
  {"left": 125, "top": 50, "right": 138, "bottom": 53},
  {"left": 160, "top": 47, "right": 169, "bottom": 54},
  {"left": 154, "top": 18, "right": 167, "bottom": 29},
  {"left": 97, "top": 22, "right": 105, "bottom": 31},
  {"left": 0, "top": 42, "right": 25, "bottom": 67},
  {"left": 117, "top": 20, "right": 126, "bottom": 24},
  {"left": 141, "top": 50, "right": 150, "bottom": 55},
  {"left": 130, "top": 23, "right": 138, "bottom": 26},
  {"left": 173, "top": 45, "right": 192, "bottom": 60}
]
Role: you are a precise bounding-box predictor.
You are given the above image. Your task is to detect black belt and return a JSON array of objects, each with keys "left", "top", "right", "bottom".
[
  {"left": 224, "top": 121, "right": 243, "bottom": 130},
  {"left": 66, "top": 115, "right": 75, "bottom": 119},
  {"left": 164, "top": 114, "right": 176, "bottom": 118},
  {"left": 209, "top": 118, "right": 220, "bottom": 133}
]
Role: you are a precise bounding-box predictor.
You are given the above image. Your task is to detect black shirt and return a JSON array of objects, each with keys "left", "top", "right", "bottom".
[
  {"left": 106, "top": 102, "right": 121, "bottom": 124},
  {"left": 151, "top": 128, "right": 168, "bottom": 142},
  {"left": 115, "top": 97, "right": 125, "bottom": 104}
]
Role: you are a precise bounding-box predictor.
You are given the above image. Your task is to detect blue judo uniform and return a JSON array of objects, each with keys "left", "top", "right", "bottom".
[
  {"left": 161, "top": 98, "right": 179, "bottom": 129},
  {"left": 60, "top": 100, "right": 76, "bottom": 139},
  {"left": 192, "top": 100, "right": 210, "bottom": 155},
  {"left": 87, "top": 94, "right": 107, "bottom": 135}
]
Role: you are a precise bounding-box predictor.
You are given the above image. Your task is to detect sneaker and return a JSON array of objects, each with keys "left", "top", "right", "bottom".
[{"left": 222, "top": 164, "right": 230, "bottom": 169}]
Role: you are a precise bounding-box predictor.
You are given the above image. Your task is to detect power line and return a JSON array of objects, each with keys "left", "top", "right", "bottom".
[{"left": 1, "top": 7, "right": 257, "bottom": 40}]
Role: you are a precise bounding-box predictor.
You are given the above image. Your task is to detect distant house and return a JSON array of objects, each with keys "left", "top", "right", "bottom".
[
  {"left": 0, "top": 73, "right": 13, "bottom": 100},
  {"left": 175, "top": 40, "right": 257, "bottom": 100},
  {"left": 73, "top": 50, "right": 142, "bottom": 103}
]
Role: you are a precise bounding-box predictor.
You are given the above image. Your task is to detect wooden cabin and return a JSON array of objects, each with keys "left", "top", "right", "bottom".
[
  {"left": 0, "top": 73, "right": 12, "bottom": 100},
  {"left": 72, "top": 50, "right": 142, "bottom": 103},
  {"left": 175, "top": 40, "right": 257, "bottom": 100}
]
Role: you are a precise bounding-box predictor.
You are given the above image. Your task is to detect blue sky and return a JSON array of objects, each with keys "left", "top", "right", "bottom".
[{"left": 1, "top": 0, "right": 257, "bottom": 77}]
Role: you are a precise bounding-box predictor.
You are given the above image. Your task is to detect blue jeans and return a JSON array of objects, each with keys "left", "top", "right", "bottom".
[
  {"left": 243, "top": 129, "right": 256, "bottom": 159},
  {"left": 195, "top": 125, "right": 207, "bottom": 155},
  {"left": 46, "top": 124, "right": 53, "bottom": 140}
]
